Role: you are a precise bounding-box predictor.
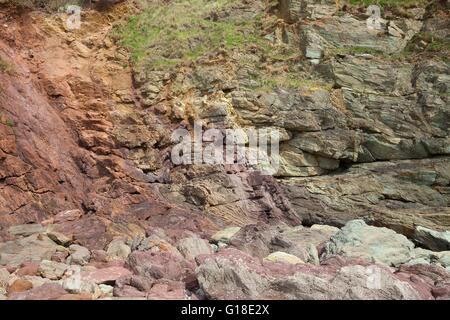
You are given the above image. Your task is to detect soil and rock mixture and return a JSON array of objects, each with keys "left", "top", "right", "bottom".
[{"left": 0, "top": 0, "right": 449, "bottom": 300}]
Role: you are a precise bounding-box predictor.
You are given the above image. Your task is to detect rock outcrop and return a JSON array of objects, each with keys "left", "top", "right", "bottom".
[{"left": 0, "top": 0, "right": 448, "bottom": 300}]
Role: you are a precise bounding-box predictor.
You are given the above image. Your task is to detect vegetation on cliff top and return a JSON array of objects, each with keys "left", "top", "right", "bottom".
[
  {"left": 114, "top": 0, "right": 264, "bottom": 66},
  {"left": 113, "top": 0, "right": 328, "bottom": 90},
  {"left": 347, "top": 0, "right": 430, "bottom": 8}
]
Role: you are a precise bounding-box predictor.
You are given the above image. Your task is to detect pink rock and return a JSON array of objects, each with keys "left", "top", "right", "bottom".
[
  {"left": 15, "top": 262, "right": 39, "bottom": 276},
  {"left": 127, "top": 251, "right": 195, "bottom": 282},
  {"left": 8, "top": 283, "right": 67, "bottom": 300},
  {"left": 52, "top": 216, "right": 112, "bottom": 250},
  {"left": 53, "top": 210, "right": 82, "bottom": 224},
  {"left": 147, "top": 282, "right": 186, "bottom": 300},
  {"left": 196, "top": 248, "right": 431, "bottom": 300},
  {"left": 396, "top": 264, "right": 450, "bottom": 299},
  {"left": 51, "top": 251, "right": 69, "bottom": 263},
  {"left": 81, "top": 266, "right": 132, "bottom": 284}
]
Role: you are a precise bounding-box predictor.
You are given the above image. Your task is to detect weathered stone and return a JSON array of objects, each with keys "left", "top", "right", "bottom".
[
  {"left": 310, "top": 224, "right": 340, "bottom": 236},
  {"left": 99, "top": 284, "right": 114, "bottom": 297},
  {"left": 56, "top": 293, "right": 92, "bottom": 300},
  {"left": 8, "top": 224, "right": 45, "bottom": 237},
  {"left": 413, "top": 226, "right": 450, "bottom": 251},
  {"left": 137, "top": 236, "right": 183, "bottom": 258},
  {"left": 323, "top": 220, "right": 415, "bottom": 266},
  {"left": 106, "top": 238, "right": 131, "bottom": 261},
  {"left": 81, "top": 266, "right": 132, "bottom": 284},
  {"left": 177, "top": 236, "right": 213, "bottom": 260},
  {"left": 15, "top": 262, "right": 39, "bottom": 277},
  {"left": 0, "top": 234, "right": 59, "bottom": 267},
  {"left": 282, "top": 158, "right": 450, "bottom": 238},
  {"left": 264, "top": 252, "right": 304, "bottom": 264},
  {"left": 46, "top": 230, "right": 73, "bottom": 246},
  {"left": 67, "top": 244, "right": 91, "bottom": 266},
  {"left": 38, "top": 260, "right": 68, "bottom": 280},
  {"left": 8, "top": 283, "right": 67, "bottom": 300},
  {"left": 211, "top": 227, "right": 241, "bottom": 244},
  {"left": 196, "top": 249, "right": 427, "bottom": 300},
  {"left": 7, "top": 279, "right": 33, "bottom": 294},
  {"left": 53, "top": 210, "right": 82, "bottom": 224},
  {"left": 127, "top": 251, "right": 194, "bottom": 282},
  {"left": 0, "top": 268, "right": 10, "bottom": 295}
]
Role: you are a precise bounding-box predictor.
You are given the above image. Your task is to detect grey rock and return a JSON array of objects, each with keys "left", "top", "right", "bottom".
[
  {"left": 106, "top": 238, "right": 131, "bottom": 261},
  {"left": 46, "top": 230, "right": 73, "bottom": 246},
  {"left": 38, "top": 260, "right": 68, "bottom": 280},
  {"left": 323, "top": 220, "right": 415, "bottom": 266},
  {"left": 211, "top": 227, "right": 241, "bottom": 244},
  {"left": 67, "top": 245, "right": 91, "bottom": 266},
  {"left": 196, "top": 249, "right": 424, "bottom": 300},
  {"left": 0, "top": 234, "right": 59, "bottom": 267},
  {"left": 177, "top": 236, "right": 213, "bottom": 260},
  {"left": 8, "top": 224, "right": 45, "bottom": 237},
  {"left": 413, "top": 226, "right": 450, "bottom": 251},
  {"left": 264, "top": 251, "right": 304, "bottom": 264},
  {"left": 0, "top": 268, "right": 9, "bottom": 295}
]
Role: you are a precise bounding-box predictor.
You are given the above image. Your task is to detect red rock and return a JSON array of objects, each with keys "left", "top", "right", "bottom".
[
  {"left": 147, "top": 283, "right": 186, "bottom": 300},
  {"left": 127, "top": 251, "right": 195, "bottom": 281},
  {"left": 196, "top": 248, "right": 431, "bottom": 300},
  {"left": 81, "top": 266, "right": 132, "bottom": 284},
  {"left": 15, "top": 262, "right": 39, "bottom": 276},
  {"left": 51, "top": 251, "right": 69, "bottom": 263},
  {"left": 8, "top": 283, "right": 68, "bottom": 300},
  {"left": 113, "top": 284, "right": 147, "bottom": 298},
  {"left": 57, "top": 293, "right": 92, "bottom": 300},
  {"left": 7, "top": 279, "right": 33, "bottom": 294},
  {"left": 53, "top": 210, "right": 82, "bottom": 224},
  {"left": 52, "top": 216, "right": 112, "bottom": 250},
  {"left": 91, "top": 249, "right": 109, "bottom": 263}
]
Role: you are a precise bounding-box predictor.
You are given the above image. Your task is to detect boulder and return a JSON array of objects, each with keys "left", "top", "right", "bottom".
[
  {"left": 15, "top": 262, "right": 39, "bottom": 277},
  {"left": 46, "top": 230, "right": 73, "bottom": 246},
  {"left": 196, "top": 248, "right": 428, "bottom": 300},
  {"left": 211, "top": 227, "right": 241, "bottom": 244},
  {"left": 264, "top": 252, "right": 304, "bottom": 265},
  {"left": 413, "top": 226, "right": 450, "bottom": 251},
  {"left": 8, "top": 283, "right": 68, "bottom": 300},
  {"left": 38, "top": 260, "right": 68, "bottom": 280},
  {"left": 81, "top": 266, "right": 132, "bottom": 285},
  {"left": 127, "top": 251, "right": 194, "bottom": 282},
  {"left": 53, "top": 210, "right": 82, "bottom": 224},
  {"left": 8, "top": 224, "right": 45, "bottom": 237},
  {"left": 177, "top": 236, "right": 213, "bottom": 260},
  {"left": 67, "top": 244, "right": 91, "bottom": 266},
  {"left": 7, "top": 279, "right": 33, "bottom": 294},
  {"left": 322, "top": 220, "right": 415, "bottom": 266},
  {"left": 0, "top": 234, "right": 59, "bottom": 267},
  {"left": 0, "top": 268, "right": 10, "bottom": 295},
  {"left": 106, "top": 238, "right": 131, "bottom": 261}
]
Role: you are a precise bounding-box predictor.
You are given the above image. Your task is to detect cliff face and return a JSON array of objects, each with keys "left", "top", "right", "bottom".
[
  {"left": 0, "top": 0, "right": 449, "bottom": 300},
  {"left": 0, "top": 3, "right": 221, "bottom": 246}
]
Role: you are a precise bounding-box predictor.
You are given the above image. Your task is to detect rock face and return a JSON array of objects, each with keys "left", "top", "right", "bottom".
[{"left": 0, "top": 0, "right": 448, "bottom": 300}]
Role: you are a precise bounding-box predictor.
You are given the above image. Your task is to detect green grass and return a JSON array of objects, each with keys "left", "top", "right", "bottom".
[
  {"left": 327, "top": 46, "right": 385, "bottom": 58},
  {"left": 113, "top": 0, "right": 331, "bottom": 91},
  {"left": 403, "top": 32, "right": 450, "bottom": 56},
  {"left": 113, "top": 0, "right": 288, "bottom": 70},
  {"left": 346, "top": 0, "right": 429, "bottom": 8}
]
